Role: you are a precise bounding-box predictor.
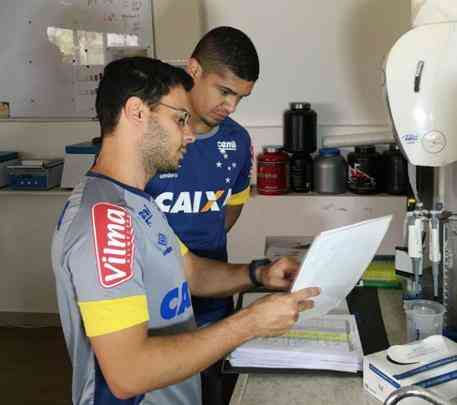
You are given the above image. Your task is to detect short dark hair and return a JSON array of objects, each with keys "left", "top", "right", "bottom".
[
  {"left": 191, "top": 26, "right": 259, "bottom": 82},
  {"left": 96, "top": 57, "right": 193, "bottom": 136}
]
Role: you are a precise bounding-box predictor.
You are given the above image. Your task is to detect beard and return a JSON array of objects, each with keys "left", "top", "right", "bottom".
[{"left": 141, "top": 117, "right": 182, "bottom": 178}]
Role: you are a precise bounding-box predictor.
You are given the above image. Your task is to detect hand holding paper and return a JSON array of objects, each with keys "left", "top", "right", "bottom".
[
  {"left": 243, "top": 287, "right": 320, "bottom": 338},
  {"left": 259, "top": 256, "right": 300, "bottom": 290}
]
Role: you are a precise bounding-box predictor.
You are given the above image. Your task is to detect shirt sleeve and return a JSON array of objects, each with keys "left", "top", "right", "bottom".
[
  {"left": 228, "top": 131, "right": 253, "bottom": 206},
  {"left": 68, "top": 202, "right": 149, "bottom": 337}
]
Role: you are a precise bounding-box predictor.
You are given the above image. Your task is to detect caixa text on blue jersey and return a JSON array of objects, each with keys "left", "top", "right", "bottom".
[{"left": 155, "top": 190, "right": 233, "bottom": 214}]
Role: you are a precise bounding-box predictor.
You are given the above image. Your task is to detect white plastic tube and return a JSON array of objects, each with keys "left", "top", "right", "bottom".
[{"left": 321, "top": 132, "right": 395, "bottom": 148}]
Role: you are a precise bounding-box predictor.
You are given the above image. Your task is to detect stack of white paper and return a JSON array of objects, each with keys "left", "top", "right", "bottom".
[{"left": 229, "top": 314, "right": 363, "bottom": 373}]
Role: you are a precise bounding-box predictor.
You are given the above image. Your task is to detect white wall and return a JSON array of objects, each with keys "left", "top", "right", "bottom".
[
  {"left": 202, "top": 0, "right": 410, "bottom": 127},
  {"left": 153, "top": 0, "right": 204, "bottom": 62},
  {"left": 0, "top": 0, "right": 409, "bottom": 313}
]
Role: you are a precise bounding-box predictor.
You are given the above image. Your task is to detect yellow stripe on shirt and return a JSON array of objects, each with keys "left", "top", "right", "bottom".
[
  {"left": 176, "top": 237, "right": 189, "bottom": 256},
  {"left": 227, "top": 186, "right": 250, "bottom": 206},
  {"left": 79, "top": 295, "right": 149, "bottom": 337}
]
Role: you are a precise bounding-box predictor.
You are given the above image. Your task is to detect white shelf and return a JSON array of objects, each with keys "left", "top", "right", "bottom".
[
  {"left": 251, "top": 186, "right": 407, "bottom": 199},
  {"left": 0, "top": 187, "right": 72, "bottom": 196}
]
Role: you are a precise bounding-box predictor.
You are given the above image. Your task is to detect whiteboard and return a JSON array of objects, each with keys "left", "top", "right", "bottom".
[
  {"left": 202, "top": 0, "right": 411, "bottom": 126},
  {"left": 0, "top": 0, "right": 154, "bottom": 118}
]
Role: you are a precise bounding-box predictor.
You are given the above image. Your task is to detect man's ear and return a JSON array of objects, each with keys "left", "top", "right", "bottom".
[
  {"left": 186, "top": 58, "right": 202, "bottom": 80},
  {"left": 124, "top": 96, "right": 145, "bottom": 126}
]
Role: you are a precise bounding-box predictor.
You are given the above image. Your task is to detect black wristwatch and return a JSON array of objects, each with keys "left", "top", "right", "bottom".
[{"left": 248, "top": 258, "right": 272, "bottom": 287}]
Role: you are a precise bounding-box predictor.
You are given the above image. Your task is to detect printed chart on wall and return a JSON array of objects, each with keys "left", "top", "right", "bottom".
[{"left": 0, "top": 0, "right": 153, "bottom": 118}]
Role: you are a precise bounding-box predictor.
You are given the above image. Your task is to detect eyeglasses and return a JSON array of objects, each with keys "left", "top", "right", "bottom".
[{"left": 158, "top": 102, "right": 191, "bottom": 128}]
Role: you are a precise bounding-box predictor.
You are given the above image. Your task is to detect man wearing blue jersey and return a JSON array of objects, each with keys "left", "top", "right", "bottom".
[
  {"left": 145, "top": 26, "right": 260, "bottom": 405},
  {"left": 52, "top": 57, "right": 319, "bottom": 405}
]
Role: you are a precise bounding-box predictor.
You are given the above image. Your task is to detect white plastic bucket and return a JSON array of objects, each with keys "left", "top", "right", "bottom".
[{"left": 404, "top": 299, "right": 446, "bottom": 342}]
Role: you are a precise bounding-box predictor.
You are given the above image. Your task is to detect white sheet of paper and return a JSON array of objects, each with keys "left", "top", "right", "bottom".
[{"left": 291, "top": 215, "right": 392, "bottom": 319}]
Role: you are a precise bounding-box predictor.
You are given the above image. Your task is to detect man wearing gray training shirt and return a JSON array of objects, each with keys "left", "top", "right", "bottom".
[{"left": 51, "top": 57, "right": 320, "bottom": 405}]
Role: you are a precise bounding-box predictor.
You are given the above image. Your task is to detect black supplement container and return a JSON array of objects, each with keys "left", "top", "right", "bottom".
[
  {"left": 382, "top": 143, "right": 408, "bottom": 195},
  {"left": 283, "top": 102, "right": 317, "bottom": 154},
  {"left": 313, "top": 148, "right": 347, "bottom": 194},
  {"left": 347, "top": 145, "right": 382, "bottom": 194},
  {"left": 289, "top": 152, "right": 313, "bottom": 192}
]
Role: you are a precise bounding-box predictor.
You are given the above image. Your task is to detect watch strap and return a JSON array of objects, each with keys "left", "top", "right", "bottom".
[{"left": 248, "top": 258, "right": 271, "bottom": 287}]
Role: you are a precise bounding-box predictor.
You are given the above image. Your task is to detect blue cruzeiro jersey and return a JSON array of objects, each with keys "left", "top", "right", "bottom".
[{"left": 145, "top": 117, "right": 252, "bottom": 325}]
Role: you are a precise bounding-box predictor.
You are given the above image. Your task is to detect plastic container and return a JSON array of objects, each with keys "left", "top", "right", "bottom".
[
  {"left": 313, "top": 148, "right": 347, "bottom": 194},
  {"left": 257, "top": 145, "right": 289, "bottom": 195},
  {"left": 382, "top": 144, "right": 408, "bottom": 195},
  {"left": 283, "top": 102, "right": 317, "bottom": 154},
  {"left": 404, "top": 299, "right": 446, "bottom": 342},
  {"left": 347, "top": 145, "right": 382, "bottom": 194},
  {"left": 289, "top": 152, "right": 313, "bottom": 192}
]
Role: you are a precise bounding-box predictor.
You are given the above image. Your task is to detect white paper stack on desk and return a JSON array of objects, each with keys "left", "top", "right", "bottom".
[
  {"left": 229, "top": 311, "right": 363, "bottom": 372},
  {"left": 229, "top": 216, "right": 393, "bottom": 373}
]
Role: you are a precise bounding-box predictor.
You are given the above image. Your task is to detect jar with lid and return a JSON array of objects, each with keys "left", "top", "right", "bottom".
[
  {"left": 313, "top": 148, "right": 347, "bottom": 194},
  {"left": 257, "top": 145, "right": 289, "bottom": 195},
  {"left": 347, "top": 145, "right": 382, "bottom": 194},
  {"left": 382, "top": 144, "right": 408, "bottom": 195},
  {"left": 283, "top": 102, "right": 317, "bottom": 154},
  {"left": 290, "top": 152, "right": 313, "bottom": 192}
]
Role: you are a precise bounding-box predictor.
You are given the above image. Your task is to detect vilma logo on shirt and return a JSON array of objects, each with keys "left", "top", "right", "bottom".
[{"left": 92, "top": 203, "right": 135, "bottom": 288}]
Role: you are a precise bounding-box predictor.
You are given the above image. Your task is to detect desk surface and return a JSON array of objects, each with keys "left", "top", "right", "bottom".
[{"left": 229, "top": 289, "right": 405, "bottom": 405}]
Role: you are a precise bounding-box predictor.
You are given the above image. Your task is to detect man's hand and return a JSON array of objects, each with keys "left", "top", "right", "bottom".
[
  {"left": 244, "top": 287, "right": 320, "bottom": 338},
  {"left": 258, "top": 257, "right": 300, "bottom": 290}
]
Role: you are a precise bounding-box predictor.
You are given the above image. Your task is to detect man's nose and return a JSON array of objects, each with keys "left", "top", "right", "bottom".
[{"left": 223, "top": 97, "right": 237, "bottom": 114}]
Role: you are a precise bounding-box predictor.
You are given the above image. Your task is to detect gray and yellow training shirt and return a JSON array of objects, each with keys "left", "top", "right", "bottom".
[{"left": 51, "top": 171, "right": 201, "bottom": 405}]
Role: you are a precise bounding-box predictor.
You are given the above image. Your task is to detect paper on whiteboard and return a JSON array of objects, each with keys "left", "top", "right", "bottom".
[{"left": 291, "top": 215, "right": 392, "bottom": 319}]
